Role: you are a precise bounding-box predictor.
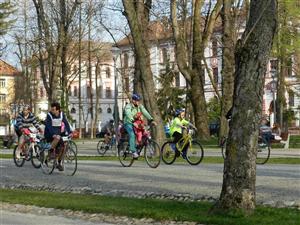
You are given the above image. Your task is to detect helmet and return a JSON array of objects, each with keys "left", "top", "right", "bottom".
[
  {"left": 132, "top": 93, "right": 141, "bottom": 101},
  {"left": 175, "top": 109, "right": 184, "bottom": 116}
]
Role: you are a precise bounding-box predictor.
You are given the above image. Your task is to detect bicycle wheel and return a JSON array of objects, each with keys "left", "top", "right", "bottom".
[
  {"left": 97, "top": 140, "right": 108, "bottom": 155},
  {"left": 161, "top": 141, "right": 177, "bottom": 165},
  {"left": 40, "top": 150, "right": 55, "bottom": 175},
  {"left": 144, "top": 140, "right": 161, "bottom": 168},
  {"left": 13, "top": 145, "right": 25, "bottom": 167},
  {"left": 256, "top": 138, "right": 271, "bottom": 165},
  {"left": 117, "top": 141, "right": 134, "bottom": 167},
  {"left": 68, "top": 140, "right": 78, "bottom": 155},
  {"left": 63, "top": 147, "right": 77, "bottom": 176},
  {"left": 186, "top": 140, "right": 204, "bottom": 165},
  {"left": 30, "top": 145, "right": 41, "bottom": 169}
]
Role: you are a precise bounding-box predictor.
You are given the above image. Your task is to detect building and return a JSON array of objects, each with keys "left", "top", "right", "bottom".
[
  {"left": 0, "top": 60, "right": 21, "bottom": 136},
  {"left": 31, "top": 42, "right": 120, "bottom": 133},
  {"left": 114, "top": 20, "right": 300, "bottom": 127}
]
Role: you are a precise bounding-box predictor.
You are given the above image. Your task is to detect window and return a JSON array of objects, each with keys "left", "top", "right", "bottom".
[
  {"left": 270, "top": 59, "right": 278, "bottom": 71},
  {"left": 289, "top": 91, "right": 294, "bottom": 107},
  {"left": 0, "top": 79, "right": 5, "bottom": 88},
  {"left": 0, "top": 94, "right": 6, "bottom": 103},
  {"left": 125, "top": 76, "right": 129, "bottom": 92},
  {"left": 87, "top": 85, "right": 91, "bottom": 98},
  {"left": 107, "top": 107, "right": 112, "bottom": 113},
  {"left": 106, "top": 67, "right": 111, "bottom": 78},
  {"left": 99, "top": 85, "right": 103, "bottom": 98},
  {"left": 106, "top": 87, "right": 112, "bottom": 98},
  {"left": 287, "top": 57, "right": 293, "bottom": 77},
  {"left": 212, "top": 39, "right": 218, "bottom": 57},
  {"left": 124, "top": 53, "right": 129, "bottom": 68},
  {"left": 99, "top": 108, "right": 102, "bottom": 113},
  {"left": 213, "top": 67, "right": 218, "bottom": 84},
  {"left": 40, "top": 87, "right": 44, "bottom": 98},
  {"left": 73, "top": 86, "right": 78, "bottom": 97},
  {"left": 161, "top": 48, "right": 168, "bottom": 64},
  {"left": 71, "top": 108, "right": 76, "bottom": 114},
  {"left": 175, "top": 72, "right": 180, "bottom": 87}
]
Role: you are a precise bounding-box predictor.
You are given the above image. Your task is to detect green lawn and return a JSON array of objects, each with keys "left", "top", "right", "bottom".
[
  {"left": 1, "top": 154, "right": 299, "bottom": 164},
  {"left": 0, "top": 189, "right": 299, "bottom": 225},
  {"left": 289, "top": 135, "right": 300, "bottom": 148}
]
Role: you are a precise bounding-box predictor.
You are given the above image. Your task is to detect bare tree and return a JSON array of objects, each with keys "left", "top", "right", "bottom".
[
  {"left": 122, "top": 0, "right": 165, "bottom": 143},
  {"left": 171, "top": 0, "right": 222, "bottom": 139}
]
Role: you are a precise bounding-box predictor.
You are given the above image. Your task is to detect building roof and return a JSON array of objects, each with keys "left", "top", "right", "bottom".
[{"left": 0, "top": 59, "right": 20, "bottom": 76}]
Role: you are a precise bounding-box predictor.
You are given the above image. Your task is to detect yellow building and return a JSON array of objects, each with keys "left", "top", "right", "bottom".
[{"left": 0, "top": 59, "right": 20, "bottom": 135}]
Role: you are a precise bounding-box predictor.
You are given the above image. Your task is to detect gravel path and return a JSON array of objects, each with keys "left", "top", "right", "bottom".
[{"left": 1, "top": 159, "right": 300, "bottom": 208}]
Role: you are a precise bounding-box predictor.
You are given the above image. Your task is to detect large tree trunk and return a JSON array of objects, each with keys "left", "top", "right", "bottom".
[
  {"left": 214, "top": 0, "right": 277, "bottom": 213},
  {"left": 219, "top": 0, "right": 235, "bottom": 138},
  {"left": 122, "top": 0, "right": 165, "bottom": 144}
]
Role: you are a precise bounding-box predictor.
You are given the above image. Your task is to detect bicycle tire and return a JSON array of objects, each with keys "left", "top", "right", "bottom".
[
  {"left": 13, "top": 145, "right": 25, "bottom": 167},
  {"left": 117, "top": 140, "right": 134, "bottom": 167},
  {"left": 68, "top": 140, "right": 78, "bottom": 155},
  {"left": 144, "top": 139, "right": 161, "bottom": 168},
  {"left": 186, "top": 140, "right": 204, "bottom": 165},
  {"left": 63, "top": 147, "right": 77, "bottom": 176},
  {"left": 161, "top": 141, "right": 177, "bottom": 165},
  {"left": 40, "top": 150, "right": 55, "bottom": 175},
  {"left": 30, "top": 145, "right": 41, "bottom": 169},
  {"left": 256, "top": 138, "right": 271, "bottom": 165},
  {"left": 97, "top": 140, "right": 108, "bottom": 155}
]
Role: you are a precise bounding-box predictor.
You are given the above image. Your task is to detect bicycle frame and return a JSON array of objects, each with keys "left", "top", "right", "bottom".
[{"left": 176, "top": 129, "right": 193, "bottom": 152}]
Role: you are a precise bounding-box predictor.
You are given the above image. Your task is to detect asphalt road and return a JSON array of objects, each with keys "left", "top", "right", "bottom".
[{"left": 1, "top": 158, "right": 299, "bottom": 204}]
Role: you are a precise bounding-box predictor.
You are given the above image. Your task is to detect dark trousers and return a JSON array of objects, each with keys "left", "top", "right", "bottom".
[{"left": 172, "top": 131, "right": 189, "bottom": 154}]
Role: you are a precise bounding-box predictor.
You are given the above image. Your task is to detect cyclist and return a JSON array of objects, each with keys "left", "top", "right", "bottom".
[
  {"left": 123, "top": 93, "right": 156, "bottom": 159},
  {"left": 170, "top": 109, "right": 196, "bottom": 158},
  {"left": 15, "top": 105, "right": 42, "bottom": 158},
  {"left": 44, "top": 102, "right": 72, "bottom": 171},
  {"left": 101, "top": 119, "right": 115, "bottom": 145}
]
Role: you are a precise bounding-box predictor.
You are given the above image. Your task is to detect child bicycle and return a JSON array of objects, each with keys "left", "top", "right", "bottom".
[
  {"left": 161, "top": 128, "right": 204, "bottom": 165},
  {"left": 39, "top": 134, "right": 77, "bottom": 176},
  {"left": 13, "top": 128, "right": 41, "bottom": 169},
  {"left": 220, "top": 135, "right": 271, "bottom": 165},
  {"left": 117, "top": 125, "right": 161, "bottom": 168}
]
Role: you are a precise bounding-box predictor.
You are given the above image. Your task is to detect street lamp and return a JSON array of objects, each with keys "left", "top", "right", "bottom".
[
  {"left": 270, "top": 69, "right": 277, "bottom": 124},
  {"left": 111, "top": 47, "right": 121, "bottom": 143}
]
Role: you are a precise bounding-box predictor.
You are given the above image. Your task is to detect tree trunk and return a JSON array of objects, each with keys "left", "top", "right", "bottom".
[
  {"left": 219, "top": 0, "right": 235, "bottom": 138},
  {"left": 214, "top": 0, "right": 277, "bottom": 213},
  {"left": 122, "top": 0, "right": 165, "bottom": 144}
]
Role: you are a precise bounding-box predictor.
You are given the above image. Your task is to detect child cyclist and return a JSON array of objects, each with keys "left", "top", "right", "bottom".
[{"left": 170, "top": 109, "right": 196, "bottom": 158}]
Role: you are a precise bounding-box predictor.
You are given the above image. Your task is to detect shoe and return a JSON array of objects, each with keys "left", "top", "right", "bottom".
[
  {"left": 175, "top": 150, "right": 180, "bottom": 157},
  {"left": 182, "top": 153, "right": 187, "bottom": 160},
  {"left": 56, "top": 164, "right": 64, "bottom": 171},
  {"left": 132, "top": 152, "right": 139, "bottom": 159}
]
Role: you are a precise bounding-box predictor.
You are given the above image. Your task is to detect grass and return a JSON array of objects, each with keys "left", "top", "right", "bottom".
[
  {"left": 0, "top": 188, "right": 299, "bottom": 225},
  {"left": 1, "top": 153, "right": 299, "bottom": 164},
  {"left": 289, "top": 135, "right": 300, "bottom": 148}
]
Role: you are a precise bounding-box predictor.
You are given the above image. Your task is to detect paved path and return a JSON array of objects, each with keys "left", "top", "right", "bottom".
[
  {"left": 0, "top": 210, "right": 112, "bottom": 225},
  {"left": 1, "top": 159, "right": 299, "bottom": 204}
]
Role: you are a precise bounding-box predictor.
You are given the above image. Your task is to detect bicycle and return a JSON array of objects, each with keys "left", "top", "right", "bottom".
[
  {"left": 13, "top": 128, "right": 41, "bottom": 169},
  {"left": 68, "top": 137, "right": 78, "bottom": 155},
  {"left": 161, "top": 128, "right": 204, "bottom": 165},
  {"left": 97, "top": 134, "right": 116, "bottom": 156},
  {"left": 39, "top": 135, "right": 77, "bottom": 176},
  {"left": 117, "top": 125, "right": 161, "bottom": 168},
  {"left": 220, "top": 135, "right": 271, "bottom": 165}
]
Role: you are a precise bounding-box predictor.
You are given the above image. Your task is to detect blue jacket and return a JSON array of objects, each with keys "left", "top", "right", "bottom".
[{"left": 44, "top": 111, "right": 71, "bottom": 140}]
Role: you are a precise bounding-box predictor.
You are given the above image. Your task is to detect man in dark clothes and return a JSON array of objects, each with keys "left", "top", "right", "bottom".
[{"left": 44, "top": 102, "right": 72, "bottom": 171}]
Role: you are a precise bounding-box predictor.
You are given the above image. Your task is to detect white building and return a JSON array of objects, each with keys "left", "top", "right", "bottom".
[{"left": 114, "top": 20, "right": 300, "bottom": 128}]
